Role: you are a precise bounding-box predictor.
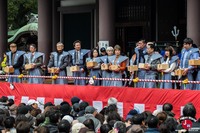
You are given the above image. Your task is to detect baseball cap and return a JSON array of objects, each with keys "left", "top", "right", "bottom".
[
  {"left": 27, "top": 99, "right": 39, "bottom": 105},
  {"left": 100, "top": 47, "right": 106, "bottom": 52},
  {"left": 85, "top": 106, "right": 97, "bottom": 114}
]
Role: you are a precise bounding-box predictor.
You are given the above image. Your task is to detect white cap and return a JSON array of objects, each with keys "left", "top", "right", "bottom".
[
  {"left": 72, "top": 123, "right": 85, "bottom": 133},
  {"left": 62, "top": 115, "right": 73, "bottom": 124},
  {"left": 27, "top": 99, "right": 39, "bottom": 105},
  {"left": 108, "top": 97, "right": 118, "bottom": 106}
]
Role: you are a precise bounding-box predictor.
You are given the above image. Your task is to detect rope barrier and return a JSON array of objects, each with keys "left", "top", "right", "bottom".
[{"left": 0, "top": 74, "right": 200, "bottom": 84}]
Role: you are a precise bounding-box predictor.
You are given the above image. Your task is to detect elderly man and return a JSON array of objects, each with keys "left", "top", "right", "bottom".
[
  {"left": 48, "top": 42, "right": 71, "bottom": 84},
  {"left": 77, "top": 106, "right": 101, "bottom": 132},
  {"left": 6, "top": 43, "right": 25, "bottom": 83}
]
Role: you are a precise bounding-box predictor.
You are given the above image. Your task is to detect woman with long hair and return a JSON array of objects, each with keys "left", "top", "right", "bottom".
[{"left": 159, "top": 46, "right": 179, "bottom": 89}]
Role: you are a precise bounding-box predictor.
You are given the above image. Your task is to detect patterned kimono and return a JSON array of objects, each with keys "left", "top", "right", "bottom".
[
  {"left": 24, "top": 52, "right": 44, "bottom": 84},
  {"left": 108, "top": 55, "right": 128, "bottom": 87},
  {"left": 86, "top": 57, "right": 101, "bottom": 86},
  {"left": 48, "top": 51, "right": 71, "bottom": 84},
  {"left": 6, "top": 51, "right": 25, "bottom": 83},
  {"left": 143, "top": 53, "right": 162, "bottom": 88},
  {"left": 99, "top": 55, "right": 112, "bottom": 86},
  {"left": 180, "top": 48, "right": 199, "bottom": 90},
  {"left": 160, "top": 56, "right": 179, "bottom": 89},
  {"left": 68, "top": 49, "right": 90, "bottom": 85}
]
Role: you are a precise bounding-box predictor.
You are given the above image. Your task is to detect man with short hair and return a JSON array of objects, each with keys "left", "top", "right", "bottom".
[
  {"left": 24, "top": 44, "right": 44, "bottom": 84},
  {"left": 180, "top": 38, "right": 199, "bottom": 90},
  {"left": 143, "top": 44, "right": 162, "bottom": 88},
  {"left": 133, "top": 39, "right": 147, "bottom": 87},
  {"left": 48, "top": 42, "right": 71, "bottom": 84},
  {"left": 145, "top": 116, "right": 159, "bottom": 133},
  {"left": 68, "top": 40, "right": 90, "bottom": 85},
  {"left": 6, "top": 43, "right": 25, "bottom": 83},
  {"left": 77, "top": 106, "right": 101, "bottom": 132}
]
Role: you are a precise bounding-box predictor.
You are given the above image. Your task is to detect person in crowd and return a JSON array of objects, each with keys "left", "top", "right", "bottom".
[
  {"left": 134, "top": 39, "right": 147, "bottom": 87},
  {"left": 143, "top": 43, "right": 162, "bottom": 88},
  {"left": 77, "top": 106, "right": 101, "bottom": 132},
  {"left": 24, "top": 44, "right": 44, "bottom": 84},
  {"left": 3, "top": 116, "right": 17, "bottom": 133},
  {"left": 100, "top": 47, "right": 107, "bottom": 57},
  {"left": 159, "top": 46, "right": 179, "bottom": 89},
  {"left": 6, "top": 43, "right": 25, "bottom": 83},
  {"left": 47, "top": 42, "right": 71, "bottom": 84},
  {"left": 45, "top": 109, "right": 60, "bottom": 133},
  {"left": 145, "top": 115, "right": 159, "bottom": 133},
  {"left": 68, "top": 40, "right": 90, "bottom": 85},
  {"left": 100, "top": 124, "right": 112, "bottom": 133},
  {"left": 108, "top": 45, "right": 128, "bottom": 87},
  {"left": 177, "top": 103, "right": 200, "bottom": 132},
  {"left": 27, "top": 99, "right": 39, "bottom": 110},
  {"left": 100, "top": 46, "right": 114, "bottom": 86},
  {"left": 78, "top": 101, "right": 89, "bottom": 117},
  {"left": 86, "top": 48, "right": 101, "bottom": 86},
  {"left": 180, "top": 38, "right": 199, "bottom": 90},
  {"left": 58, "top": 120, "right": 71, "bottom": 133},
  {"left": 16, "top": 121, "right": 31, "bottom": 133},
  {"left": 113, "top": 121, "right": 126, "bottom": 133}
]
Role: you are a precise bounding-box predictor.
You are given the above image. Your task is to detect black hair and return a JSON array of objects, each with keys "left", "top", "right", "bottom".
[
  {"left": 183, "top": 103, "right": 196, "bottom": 118},
  {"left": 100, "top": 124, "right": 112, "bottom": 133},
  {"left": 58, "top": 120, "right": 71, "bottom": 133},
  {"left": 83, "top": 119, "right": 95, "bottom": 131},
  {"left": 73, "top": 40, "right": 81, "bottom": 47},
  {"left": 90, "top": 48, "right": 99, "bottom": 58},
  {"left": 183, "top": 38, "right": 193, "bottom": 45},
  {"left": 4, "top": 116, "right": 15, "bottom": 129},
  {"left": 162, "top": 103, "right": 173, "bottom": 112},
  {"left": 147, "top": 115, "right": 158, "bottom": 128}
]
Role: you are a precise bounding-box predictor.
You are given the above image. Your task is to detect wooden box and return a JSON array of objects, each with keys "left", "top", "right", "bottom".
[
  {"left": 157, "top": 64, "right": 169, "bottom": 70},
  {"left": 49, "top": 67, "right": 59, "bottom": 73},
  {"left": 138, "top": 63, "right": 147, "bottom": 69},
  {"left": 25, "top": 64, "right": 34, "bottom": 70},
  {"left": 101, "top": 64, "right": 109, "bottom": 70},
  {"left": 70, "top": 66, "right": 80, "bottom": 72},
  {"left": 127, "top": 65, "right": 138, "bottom": 72},
  {"left": 110, "top": 65, "right": 119, "bottom": 71},
  {"left": 174, "top": 69, "right": 184, "bottom": 76},
  {"left": 4, "top": 66, "right": 14, "bottom": 73},
  {"left": 189, "top": 59, "right": 200, "bottom": 65},
  {"left": 86, "top": 61, "right": 97, "bottom": 67}
]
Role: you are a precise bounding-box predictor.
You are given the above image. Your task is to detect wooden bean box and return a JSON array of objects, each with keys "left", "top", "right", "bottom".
[
  {"left": 110, "top": 65, "right": 119, "bottom": 71},
  {"left": 138, "top": 63, "right": 148, "bottom": 69},
  {"left": 49, "top": 67, "right": 59, "bottom": 73},
  {"left": 101, "top": 64, "right": 109, "bottom": 70},
  {"left": 127, "top": 65, "right": 138, "bottom": 72},
  {"left": 86, "top": 62, "right": 97, "bottom": 68},
  {"left": 174, "top": 69, "right": 184, "bottom": 76},
  {"left": 157, "top": 64, "right": 169, "bottom": 70},
  {"left": 25, "top": 64, "right": 34, "bottom": 70},
  {"left": 189, "top": 59, "right": 200, "bottom": 66},
  {"left": 70, "top": 66, "right": 80, "bottom": 72},
  {"left": 4, "top": 66, "right": 14, "bottom": 73}
]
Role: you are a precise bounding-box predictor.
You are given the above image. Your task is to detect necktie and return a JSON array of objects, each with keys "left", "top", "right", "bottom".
[
  {"left": 76, "top": 51, "right": 79, "bottom": 64},
  {"left": 11, "top": 53, "right": 15, "bottom": 65},
  {"left": 31, "top": 53, "right": 34, "bottom": 63}
]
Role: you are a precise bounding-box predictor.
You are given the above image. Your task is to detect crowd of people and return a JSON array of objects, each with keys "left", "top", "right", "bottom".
[
  {"left": 2, "top": 37, "right": 200, "bottom": 89},
  {"left": 0, "top": 96, "right": 199, "bottom": 133}
]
